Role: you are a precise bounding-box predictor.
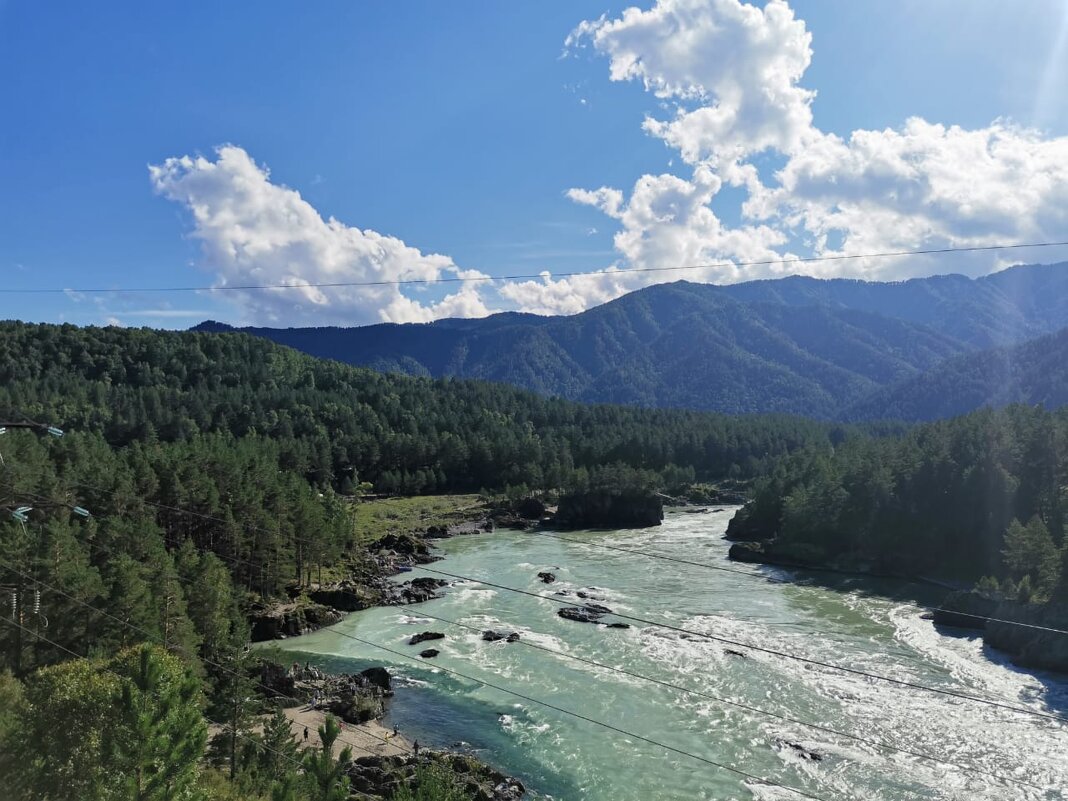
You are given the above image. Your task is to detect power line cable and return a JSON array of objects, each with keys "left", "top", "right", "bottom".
[
  {"left": 0, "top": 616, "right": 312, "bottom": 778},
  {"left": 271, "top": 623, "right": 835, "bottom": 801},
  {"left": 404, "top": 606, "right": 1051, "bottom": 793},
  {"left": 0, "top": 556, "right": 410, "bottom": 760},
  {"left": 529, "top": 529, "right": 1068, "bottom": 637},
  {"left": 14, "top": 480, "right": 1064, "bottom": 793},
  {"left": 1, "top": 519, "right": 831, "bottom": 800},
  {"left": 50, "top": 479, "right": 1068, "bottom": 721},
  {"left": 60, "top": 480, "right": 1068, "bottom": 639},
  {"left": 5, "top": 522, "right": 1045, "bottom": 794},
  {"left": 415, "top": 565, "right": 1068, "bottom": 725},
  {"left": 2, "top": 240, "right": 1067, "bottom": 294}
]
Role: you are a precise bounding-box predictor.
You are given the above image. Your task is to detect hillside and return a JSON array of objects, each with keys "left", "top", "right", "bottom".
[
  {"left": 848, "top": 326, "right": 1068, "bottom": 421},
  {"left": 0, "top": 321, "right": 842, "bottom": 494},
  {"left": 197, "top": 263, "right": 1068, "bottom": 419},
  {"left": 196, "top": 281, "right": 974, "bottom": 418}
]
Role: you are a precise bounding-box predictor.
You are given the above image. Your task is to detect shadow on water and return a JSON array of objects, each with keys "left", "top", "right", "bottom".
[{"left": 262, "top": 647, "right": 579, "bottom": 800}]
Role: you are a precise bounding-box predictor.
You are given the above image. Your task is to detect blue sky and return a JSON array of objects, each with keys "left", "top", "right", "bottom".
[{"left": 2, "top": 1, "right": 1068, "bottom": 328}]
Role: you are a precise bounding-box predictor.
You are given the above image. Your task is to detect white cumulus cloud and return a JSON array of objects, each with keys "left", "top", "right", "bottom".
[
  {"left": 150, "top": 146, "right": 491, "bottom": 326},
  {"left": 524, "top": 0, "right": 1068, "bottom": 313}
]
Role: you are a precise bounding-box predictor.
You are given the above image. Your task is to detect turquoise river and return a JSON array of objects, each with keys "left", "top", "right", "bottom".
[{"left": 270, "top": 508, "right": 1068, "bottom": 801}]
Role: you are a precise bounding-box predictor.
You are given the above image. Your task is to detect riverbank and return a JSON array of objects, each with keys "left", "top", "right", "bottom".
[
  {"left": 248, "top": 494, "right": 529, "bottom": 798},
  {"left": 726, "top": 533, "right": 1068, "bottom": 675}
]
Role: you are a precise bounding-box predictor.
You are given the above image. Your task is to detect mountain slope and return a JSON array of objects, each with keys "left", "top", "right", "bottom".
[
  {"left": 194, "top": 262, "right": 1068, "bottom": 419},
  {"left": 718, "top": 262, "right": 1068, "bottom": 348},
  {"left": 848, "top": 326, "right": 1068, "bottom": 421},
  {"left": 197, "top": 282, "right": 971, "bottom": 418}
]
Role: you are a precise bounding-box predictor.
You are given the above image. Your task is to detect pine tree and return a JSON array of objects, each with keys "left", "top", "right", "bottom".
[
  {"left": 106, "top": 644, "right": 208, "bottom": 801},
  {"left": 258, "top": 708, "right": 301, "bottom": 787},
  {"left": 301, "top": 715, "right": 351, "bottom": 801}
]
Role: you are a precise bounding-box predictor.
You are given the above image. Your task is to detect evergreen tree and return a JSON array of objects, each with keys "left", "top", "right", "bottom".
[
  {"left": 1002, "top": 516, "right": 1061, "bottom": 599},
  {"left": 301, "top": 715, "right": 351, "bottom": 801},
  {"left": 106, "top": 645, "right": 208, "bottom": 801}
]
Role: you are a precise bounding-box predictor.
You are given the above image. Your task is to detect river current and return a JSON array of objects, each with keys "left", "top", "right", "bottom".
[{"left": 272, "top": 508, "right": 1068, "bottom": 800}]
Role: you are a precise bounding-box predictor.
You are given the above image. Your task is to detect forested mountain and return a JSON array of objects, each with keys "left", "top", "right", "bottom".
[
  {"left": 197, "top": 262, "right": 1068, "bottom": 420},
  {"left": 0, "top": 321, "right": 847, "bottom": 495},
  {"left": 718, "top": 261, "right": 1068, "bottom": 348},
  {"left": 847, "top": 327, "right": 1068, "bottom": 422}
]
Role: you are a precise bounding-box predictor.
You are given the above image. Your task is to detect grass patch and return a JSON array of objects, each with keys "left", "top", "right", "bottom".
[{"left": 352, "top": 494, "right": 485, "bottom": 546}]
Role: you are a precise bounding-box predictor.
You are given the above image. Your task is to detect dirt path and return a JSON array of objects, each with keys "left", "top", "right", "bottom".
[{"left": 284, "top": 705, "right": 413, "bottom": 759}]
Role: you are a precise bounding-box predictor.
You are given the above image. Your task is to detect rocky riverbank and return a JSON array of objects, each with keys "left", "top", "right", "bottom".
[{"left": 260, "top": 659, "right": 526, "bottom": 800}]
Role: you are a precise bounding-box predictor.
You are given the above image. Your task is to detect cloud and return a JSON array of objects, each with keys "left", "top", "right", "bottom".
[
  {"left": 150, "top": 3, "right": 1068, "bottom": 325},
  {"left": 150, "top": 146, "right": 491, "bottom": 325},
  {"left": 568, "top": 0, "right": 815, "bottom": 162},
  {"left": 515, "top": 0, "right": 1068, "bottom": 314},
  {"left": 747, "top": 119, "right": 1068, "bottom": 276}
]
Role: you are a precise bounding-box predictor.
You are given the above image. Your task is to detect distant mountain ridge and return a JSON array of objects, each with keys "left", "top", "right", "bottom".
[{"left": 194, "top": 262, "right": 1068, "bottom": 420}]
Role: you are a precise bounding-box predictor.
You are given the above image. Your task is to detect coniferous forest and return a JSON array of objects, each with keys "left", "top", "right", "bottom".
[
  {"left": 0, "top": 321, "right": 851, "bottom": 800},
  {"left": 3, "top": 321, "right": 1068, "bottom": 799}
]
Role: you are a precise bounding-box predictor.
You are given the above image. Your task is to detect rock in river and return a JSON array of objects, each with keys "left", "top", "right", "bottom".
[
  {"left": 419, "top": 649, "right": 440, "bottom": 659},
  {"left": 558, "top": 603, "right": 613, "bottom": 624},
  {"left": 409, "top": 631, "right": 445, "bottom": 645},
  {"left": 537, "top": 571, "right": 556, "bottom": 583}
]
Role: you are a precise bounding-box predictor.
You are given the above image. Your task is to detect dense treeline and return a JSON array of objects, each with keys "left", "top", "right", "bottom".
[
  {"left": 731, "top": 405, "right": 1068, "bottom": 598},
  {"left": 0, "top": 320, "right": 867, "bottom": 799},
  {"left": 0, "top": 321, "right": 852, "bottom": 493}
]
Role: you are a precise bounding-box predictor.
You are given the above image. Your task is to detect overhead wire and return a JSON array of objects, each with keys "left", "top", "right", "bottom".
[
  {"left": 60, "top": 479, "right": 1068, "bottom": 638},
  {"left": 0, "top": 526, "right": 831, "bottom": 800},
  {"left": 8, "top": 458, "right": 1067, "bottom": 790},
  {"left": 47, "top": 478, "right": 1068, "bottom": 721},
  {"left": 0, "top": 556, "right": 410, "bottom": 760},
  {"left": 528, "top": 528, "right": 1068, "bottom": 637},
  {"left": 405, "top": 604, "right": 1051, "bottom": 793},
  {"left": 1, "top": 239, "right": 1067, "bottom": 294},
  {"left": 0, "top": 616, "right": 311, "bottom": 778},
  {"left": 4, "top": 509, "right": 1049, "bottom": 794}
]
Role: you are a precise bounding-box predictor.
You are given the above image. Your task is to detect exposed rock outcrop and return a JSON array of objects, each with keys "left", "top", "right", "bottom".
[
  {"left": 248, "top": 602, "right": 345, "bottom": 642},
  {"left": 935, "top": 591, "right": 1068, "bottom": 673},
  {"left": 348, "top": 753, "right": 525, "bottom": 801},
  {"left": 409, "top": 631, "right": 446, "bottom": 645},
  {"left": 554, "top": 488, "right": 663, "bottom": 529}
]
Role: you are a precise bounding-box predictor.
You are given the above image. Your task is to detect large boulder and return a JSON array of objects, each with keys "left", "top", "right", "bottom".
[
  {"left": 558, "top": 604, "right": 613, "bottom": 624},
  {"left": 554, "top": 488, "right": 663, "bottom": 529},
  {"left": 409, "top": 631, "right": 445, "bottom": 645},
  {"left": 360, "top": 666, "right": 392, "bottom": 693},
  {"left": 515, "top": 497, "right": 547, "bottom": 520}
]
